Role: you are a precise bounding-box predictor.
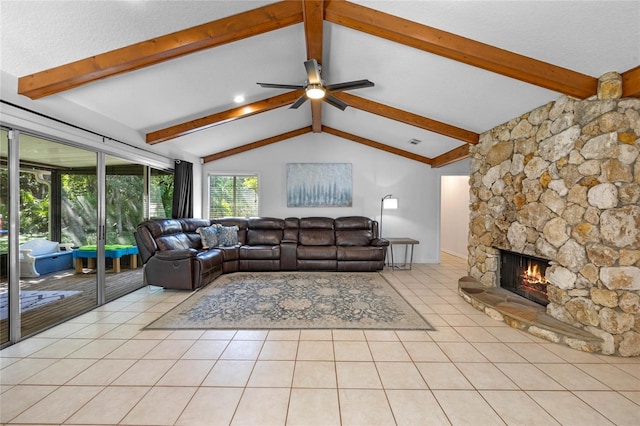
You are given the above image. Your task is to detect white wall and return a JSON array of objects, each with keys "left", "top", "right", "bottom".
[
  {"left": 440, "top": 175, "right": 470, "bottom": 259},
  {"left": 203, "top": 131, "right": 470, "bottom": 263}
]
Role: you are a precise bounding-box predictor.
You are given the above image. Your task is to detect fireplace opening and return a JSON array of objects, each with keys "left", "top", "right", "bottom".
[{"left": 499, "top": 249, "right": 550, "bottom": 306}]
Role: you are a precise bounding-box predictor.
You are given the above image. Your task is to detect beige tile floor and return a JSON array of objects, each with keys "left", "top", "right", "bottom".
[{"left": 1, "top": 253, "right": 639, "bottom": 425}]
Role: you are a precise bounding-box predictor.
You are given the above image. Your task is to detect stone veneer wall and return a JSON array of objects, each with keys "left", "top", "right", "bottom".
[{"left": 468, "top": 72, "right": 640, "bottom": 356}]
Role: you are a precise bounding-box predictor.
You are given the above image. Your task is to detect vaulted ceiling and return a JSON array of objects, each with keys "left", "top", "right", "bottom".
[{"left": 2, "top": 1, "right": 639, "bottom": 168}]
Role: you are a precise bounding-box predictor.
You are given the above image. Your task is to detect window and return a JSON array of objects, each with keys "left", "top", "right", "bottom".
[{"left": 209, "top": 174, "right": 259, "bottom": 218}]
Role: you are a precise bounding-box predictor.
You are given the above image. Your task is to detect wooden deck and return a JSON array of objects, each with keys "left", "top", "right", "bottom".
[{"left": 1, "top": 267, "right": 145, "bottom": 342}]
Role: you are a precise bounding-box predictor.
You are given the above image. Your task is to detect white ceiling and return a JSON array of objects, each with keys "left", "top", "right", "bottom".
[{"left": 1, "top": 0, "right": 639, "bottom": 165}]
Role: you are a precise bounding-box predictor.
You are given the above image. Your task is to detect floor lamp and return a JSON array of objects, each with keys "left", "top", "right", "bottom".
[{"left": 379, "top": 194, "right": 398, "bottom": 238}]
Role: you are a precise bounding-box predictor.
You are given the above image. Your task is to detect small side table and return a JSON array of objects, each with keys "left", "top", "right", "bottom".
[{"left": 385, "top": 238, "right": 419, "bottom": 270}]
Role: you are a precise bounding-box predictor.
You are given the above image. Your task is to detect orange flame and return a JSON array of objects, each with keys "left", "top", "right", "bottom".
[{"left": 522, "top": 263, "right": 546, "bottom": 285}]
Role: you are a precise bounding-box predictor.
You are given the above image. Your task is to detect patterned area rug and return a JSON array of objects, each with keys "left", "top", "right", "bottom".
[{"left": 145, "top": 272, "right": 432, "bottom": 330}]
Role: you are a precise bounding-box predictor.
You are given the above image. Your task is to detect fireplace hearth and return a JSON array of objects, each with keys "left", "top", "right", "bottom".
[{"left": 499, "top": 250, "right": 550, "bottom": 306}]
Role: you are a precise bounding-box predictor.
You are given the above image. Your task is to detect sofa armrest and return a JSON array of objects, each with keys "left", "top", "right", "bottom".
[
  {"left": 371, "top": 238, "right": 389, "bottom": 247},
  {"left": 155, "top": 248, "right": 198, "bottom": 261},
  {"left": 280, "top": 239, "right": 297, "bottom": 270}
]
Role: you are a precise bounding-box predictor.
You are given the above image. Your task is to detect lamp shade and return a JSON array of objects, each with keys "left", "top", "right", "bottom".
[{"left": 382, "top": 197, "right": 398, "bottom": 210}]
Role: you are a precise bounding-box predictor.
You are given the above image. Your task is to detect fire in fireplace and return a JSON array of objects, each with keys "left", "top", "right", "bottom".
[{"left": 499, "top": 249, "right": 550, "bottom": 306}]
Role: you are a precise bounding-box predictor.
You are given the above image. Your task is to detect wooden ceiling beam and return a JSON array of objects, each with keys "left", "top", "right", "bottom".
[
  {"left": 325, "top": 0, "right": 598, "bottom": 99},
  {"left": 430, "top": 144, "right": 470, "bottom": 168},
  {"left": 322, "top": 126, "right": 433, "bottom": 165},
  {"left": 310, "top": 100, "right": 323, "bottom": 132},
  {"left": 334, "top": 92, "right": 479, "bottom": 144},
  {"left": 303, "top": 0, "right": 325, "bottom": 133},
  {"left": 18, "top": 1, "right": 303, "bottom": 99},
  {"left": 304, "top": 0, "right": 324, "bottom": 62},
  {"left": 622, "top": 65, "right": 640, "bottom": 98},
  {"left": 202, "top": 126, "right": 312, "bottom": 163},
  {"left": 146, "top": 90, "right": 304, "bottom": 144}
]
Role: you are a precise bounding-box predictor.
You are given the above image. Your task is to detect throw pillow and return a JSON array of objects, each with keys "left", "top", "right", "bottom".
[
  {"left": 196, "top": 225, "right": 219, "bottom": 249},
  {"left": 218, "top": 225, "right": 239, "bottom": 246}
]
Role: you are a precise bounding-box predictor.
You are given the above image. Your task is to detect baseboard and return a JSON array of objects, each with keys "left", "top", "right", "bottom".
[{"left": 441, "top": 249, "right": 467, "bottom": 259}]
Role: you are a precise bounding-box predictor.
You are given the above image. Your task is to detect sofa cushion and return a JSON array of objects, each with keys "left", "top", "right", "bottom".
[
  {"left": 300, "top": 217, "right": 334, "bottom": 229},
  {"left": 218, "top": 225, "right": 239, "bottom": 246},
  {"left": 156, "top": 233, "right": 195, "bottom": 251},
  {"left": 248, "top": 217, "right": 285, "bottom": 230},
  {"left": 335, "top": 216, "right": 374, "bottom": 246},
  {"left": 179, "top": 218, "right": 211, "bottom": 233},
  {"left": 217, "top": 245, "right": 239, "bottom": 261},
  {"left": 299, "top": 229, "right": 334, "bottom": 246},
  {"left": 297, "top": 245, "right": 337, "bottom": 260},
  {"left": 196, "top": 225, "right": 220, "bottom": 249},
  {"left": 338, "top": 246, "right": 384, "bottom": 261},
  {"left": 335, "top": 230, "right": 373, "bottom": 246},
  {"left": 247, "top": 229, "right": 283, "bottom": 245},
  {"left": 145, "top": 219, "right": 183, "bottom": 239},
  {"left": 240, "top": 245, "right": 281, "bottom": 260},
  {"left": 195, "top": 248, "right": 224, "bottom": 270},
  {"left": 299, "top": 217, "right": 335, "bottom": 246}
]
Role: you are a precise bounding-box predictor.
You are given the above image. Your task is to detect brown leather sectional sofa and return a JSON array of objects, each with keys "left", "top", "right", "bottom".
[{"left": 134, "top": 216, "right": 389, "bottom": 290}]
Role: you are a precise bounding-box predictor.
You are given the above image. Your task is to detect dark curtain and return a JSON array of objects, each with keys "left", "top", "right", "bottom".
[
  {"left": 171, "top": 160, "right": 193, "bottom": 218},
  {"left": 50, "top": 170, "right": 62, "bottom": 242}
]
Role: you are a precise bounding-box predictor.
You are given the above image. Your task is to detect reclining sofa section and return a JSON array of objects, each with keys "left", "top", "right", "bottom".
[{"left": 134, "top": 216, "right": 389, "bottom": 290}]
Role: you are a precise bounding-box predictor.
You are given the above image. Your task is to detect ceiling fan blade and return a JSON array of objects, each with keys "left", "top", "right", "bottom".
[
  {"left": 257, "top": 82, "right": 305, "bottom": 90},
  {"left": 325, "top": 79, "right": 375, "bottom": 92},
  {"left": 289, "top": 95, "right": 309, "bottom": 109},
  {"left": 323, "top": 94, "right": 348, "bottom": 111},
  {"left": 304, "top": 59, "right": 322, "bottom": 85}
]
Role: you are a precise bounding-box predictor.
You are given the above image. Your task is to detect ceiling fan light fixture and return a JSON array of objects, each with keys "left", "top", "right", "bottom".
[{"left": 306, "top": 84, "right": 325, "bottom": 99}]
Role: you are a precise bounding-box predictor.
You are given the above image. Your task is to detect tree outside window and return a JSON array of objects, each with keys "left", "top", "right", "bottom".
[{"left": 209, "top": 175, "right": 259, "bottom": 218}]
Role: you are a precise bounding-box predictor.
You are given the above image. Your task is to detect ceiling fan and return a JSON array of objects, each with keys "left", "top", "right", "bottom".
[{"left": 257, "top": 59, "right": 374, "bottom": 111}]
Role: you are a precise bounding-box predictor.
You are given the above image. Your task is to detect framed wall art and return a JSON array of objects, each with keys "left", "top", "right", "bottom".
[{"left": 287, "top": 163, "right": 352, "bottom": 207}]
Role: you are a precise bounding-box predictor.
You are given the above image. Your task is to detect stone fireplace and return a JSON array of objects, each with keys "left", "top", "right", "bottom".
[{"left": 465, "top": 72, "right": 640, "bottom": 357}]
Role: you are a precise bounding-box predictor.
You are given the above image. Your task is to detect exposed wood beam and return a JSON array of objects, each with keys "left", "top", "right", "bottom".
[
  {"left": 322, "top": 126, "right": 433, "bottom": 165},
  {"left": 202, "top": 127, "right": 312, "bottom": 163},
  {"left": 325, "top": 1, "right": 598, "bottom": 99},
  {"left": 304, "top": 0, "right": 324, "bottom": 62},
  {"left": 147, "top": 90, "right": 304, "bottom": 144},
  {"left": 334, "top": 92, "right": 479, "bottom": 144},
  {"left": 622, "top": 65, "right": 640, "bottom": 98},
  {"left": 311, "top": 100, "right": 323, "bottom": 133},
  {"left": 430, "top": 144, "right": 470, "bottom": 168},
  {"left": 18, "top": 1, "right": 303, "bottom": 99},
  {"left": 303, "top": 0, "right": 325, "bottom": 132}
]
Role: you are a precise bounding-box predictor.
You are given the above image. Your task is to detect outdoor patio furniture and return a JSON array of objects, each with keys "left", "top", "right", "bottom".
[
  {"left": 19, "top": 238, "right": 74, "bottom": 278},
  {"left": 73, "top": 244, "right": 139, "bottom": 274}
]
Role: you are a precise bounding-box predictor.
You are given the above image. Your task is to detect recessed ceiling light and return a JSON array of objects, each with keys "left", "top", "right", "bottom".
[{"left": 234, "top": 95, "right": 245, "bottom": 103}]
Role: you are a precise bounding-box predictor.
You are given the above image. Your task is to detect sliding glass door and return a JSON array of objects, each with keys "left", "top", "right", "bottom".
[
  {"left": 103, "top": 157, "right": 145, "bottom": 302},
  {"left": 11, "top": 132, "right": 99, "bottom": 339},
  {"left": 0, "top": 129, "right": 8, "bottom": 345},
  {"left": 1, "top": 126, "right": 173, "bottom": 346},
  {"left": 102, "top": 158, "right": 173, "bottom": 301}
]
